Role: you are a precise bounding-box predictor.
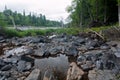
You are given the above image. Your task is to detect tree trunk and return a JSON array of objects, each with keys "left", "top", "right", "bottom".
[
  {"left": 80, "top": 0, "right": 83, "bottom": 29},
  {"left": 104, "top": 0, "right": 107, "bottom": 23},
  {"left": 118, "top": 5, "right": 120, "bottom": 26}
]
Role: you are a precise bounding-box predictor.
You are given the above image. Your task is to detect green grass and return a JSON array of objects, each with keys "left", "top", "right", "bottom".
[
  {"left": 3, "top": 27, "right": 82, "bottom": 37},
  {"left": 88, "top": 26, "right": 112, "bottom": 32},
  {"left": 2, "top": 25, "right": 117, "bottom": 37},
  {"left": 116, "top": 74, "right": 120, "bottom": 80}
]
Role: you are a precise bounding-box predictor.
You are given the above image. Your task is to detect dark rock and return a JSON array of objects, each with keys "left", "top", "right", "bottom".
[
  {"left": 43, "top": 51, "right": 51, "bottom": 57},
  {"left": 84, "top": 50, "right": 104, "bottom": 62},
  {"left": 72, "top": 38, "right": 85, "bottom": 46},
  {"left": 0, "top": 40, "right": 6, "bottom": 43},
  {"left": 49, "top": 46, "right": 63, "bottom": 55},
  {"left": 3, "top": 56, "right": 20, "bottom": 64},
  {"left": 21, "top": 55, "right": 34, "bottom": 63},
  {"left": 106, "top": 60, "right": 115, "bottom": 69},
  {"left": 0, "top": 71, "right": 10, "bottom": 78},
  {"left": 66, "top": 46, "right": 78, "bottom": 57},
  {"left": 100, "top": 45, "right": 110, "bottom": 50},
  {"left": 78, "top": 38, "right": 85, "bottom": 44},
  {"left": 96, "top": 59, "right": 104, "bottom": 70},
  {"left": 81, "top": 61, "right": 94, "bottom": 71},
  {"left": 85, "top": 54, "right": 94, "bottom": 61},
  {"left": 17, "top": 60, "right": 33, "bottom": 72},
  {"left": 1, "top": 64, "right": 12, "bottom": 71},
  {"left": 77, "top": 55, "right": 86, "bottom": 65},
  {"left": 86, "top": 40, "right": 100, "bottom": 48},
  {"left": 114, "top": 48, "right": 120, "bottom": 58},
  {"left": 0, "top": 59, "right": 6, "bottom": 69},
  {"left": 0, "top": 36, "right": 4, "bottom": 40},
  {"left": 25, "top": 62, "right": 32, "bottom": 71}
]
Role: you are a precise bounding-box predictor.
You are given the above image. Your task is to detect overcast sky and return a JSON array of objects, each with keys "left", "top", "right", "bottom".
[{"left": 0, "top": 0, "right": 71, "bottom": 22}]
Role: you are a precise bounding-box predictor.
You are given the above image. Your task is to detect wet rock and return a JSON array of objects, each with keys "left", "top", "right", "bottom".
[
  {"left": 85, "top": 54, "right": 94, "bottom": 61},
  {"left": 86, "top": 40, "right": 100, "bottom": 49},
  {"left": 77, "top": 55, "right": 86, "bottom": 65},
  {"left": 96, "top": 59, "right": 104, "bottom": 70},
  {"left": 114, "top": 48, "right": 120, "bottom": 58},
  {"left": 81, "top": 61, "right": 94, "bottom": 71},
  {"left": 17, "top": 60, "right": 32, "bottom": 72},
  {"left": 3, "top": 56, "right": 20, "bottom": 64},
  {"left": 100, "top": 44, "right": 110, "bottom": 50},
  {"left": 84, "top": 50, "right": 104, "bottom": 61},
  {"left": 72, "top": 38, "right": 85, "bottom": 46},
  {"left": 77, "top": 46, "right": 88, "bottom": 52},
  {"left": 25, "top": 62, "right": 32, "bottom": 71},
  {"left": 1, "top": 64, "right": 12, "bottom": 71},
  {"left": 4, "top": 46, "right": 33, "bottom": 57},
  {"left": 49, "top": 46, "right": 63, "bottom": 55},
  {"left": 25, "top": 69, "right": 41, "bottom": 80},
  {"left": 17, "top": 61, "right": 26, "bottom": 72},
  {"left": 88, "top": 70, "right": 116, "bottom": 80},
  {"left": 34, "top": 43, "right": 63, "bottom": 57},
  {"left": 66, "top": 62, "right": 84, "bottom": 80},
  {"left": 0, "top": 59, "right": 6, "bottom": 69}
]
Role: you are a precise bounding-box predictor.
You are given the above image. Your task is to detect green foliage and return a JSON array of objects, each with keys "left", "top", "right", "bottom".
[
  {"left": 3, "top": 27, "right": 82, "bottom": 37},
  {"left": 67, "top": 0, "right": 118, "bottom": 27},
  {"left": 116, "top": 74, "right": 120, "bottom": 80},
  {"left": 0, "top": 7, "right": 61, "bottom": 27},
  {"left": 89, "top": 26, "right": 111, "bottom": 32}
]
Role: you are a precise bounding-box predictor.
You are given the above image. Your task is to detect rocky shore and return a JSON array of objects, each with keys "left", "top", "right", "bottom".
[{"left": 0, "top": 32, "right": 120, "bottom": 80}]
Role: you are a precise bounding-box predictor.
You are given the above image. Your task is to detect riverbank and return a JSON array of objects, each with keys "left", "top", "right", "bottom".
[{"left": 0, "top": 32, "right": 119, "bottom": 80}]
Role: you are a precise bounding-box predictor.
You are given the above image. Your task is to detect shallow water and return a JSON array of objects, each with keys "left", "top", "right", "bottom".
[{"left": 35, "top": 54, "right": 70, "bottom": 80}]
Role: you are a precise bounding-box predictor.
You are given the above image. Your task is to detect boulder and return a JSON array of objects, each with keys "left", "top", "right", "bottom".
[
  {"left": 17, "top": 60, "right": 33, "bottom": 72},
  {"left": 88, "top": 70, "right": 116, "bottom": 80},
  {"left": 66, "top": 62, "right": 84, "bottom": 80},
  {"left": 17, "top": 61, "right": 26, "bottom": 72},
  {"left": 4, "top": 46, "right": 33, "bottom": 57},
  {"left": 81, "top": 61, "right": 94, "bottom": 71},
  {"left": 25, "top": 69, "right": 41, "bottom": 80},
  {"left": 66, "top": 47, "right": 78, "bottom": 57},
  {"left": 43, "top": 70, "right": 55, "bottom": 80},
  {"left": 1, "top": 64, "right": 12, "bottom": 71}
]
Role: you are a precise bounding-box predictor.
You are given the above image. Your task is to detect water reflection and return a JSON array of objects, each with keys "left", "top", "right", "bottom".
[{"left": 35, "top": 54, "right": 71, "bottom": 80}]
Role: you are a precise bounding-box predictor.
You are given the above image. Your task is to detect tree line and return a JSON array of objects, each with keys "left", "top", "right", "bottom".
[
  {"left": 67, "top": 0, "right": 118, "bottom": 27},
  {"left": 0, "top": 7, "right": 62, "bottom": 27}
]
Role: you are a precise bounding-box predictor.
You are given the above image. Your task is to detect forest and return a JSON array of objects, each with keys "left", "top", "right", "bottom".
[
  {"left": 67, "top": 0, "right": 118, "bottom": 27},
  {"left": 0, "top": 7, "right": 61, "bottom": 27}
]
